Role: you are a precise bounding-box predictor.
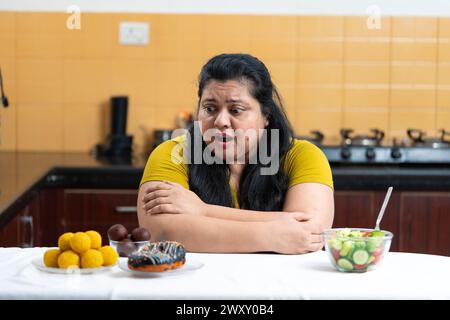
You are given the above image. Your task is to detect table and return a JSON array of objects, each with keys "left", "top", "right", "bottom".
[{"left": 0, "top": 248, "right": 449, "bottom": 300}]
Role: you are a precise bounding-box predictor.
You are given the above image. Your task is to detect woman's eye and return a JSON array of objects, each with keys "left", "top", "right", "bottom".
[
  {"left": 203, "top": 106, "right": 216, "bottom": 113},
  {"left": 230, "top": 108, "right": 243, "bottom": 115}
]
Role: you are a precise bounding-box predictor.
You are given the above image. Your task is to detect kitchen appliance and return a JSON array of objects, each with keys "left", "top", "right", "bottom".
[
  {"left": 318, "top": 128, "right": 450, "bottom": 164},
  {"left": 95, "top": 96, "right": 133, "bottom": 157},
  {"left": 406, "top": 128, "right": 450, "bottom": 149},
  {"left": 340, "top": 128, "right": 384, "bottom": 147},
  {"left": 296, "top": 130, "right": 324, "bottom": 145},
  {"left": 153, "top": 129, "right": 173, "bottom": 150}
]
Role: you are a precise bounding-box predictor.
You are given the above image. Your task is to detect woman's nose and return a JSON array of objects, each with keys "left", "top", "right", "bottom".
[{"left": 213, "top": 109, "right": 231, "bottom": 129}]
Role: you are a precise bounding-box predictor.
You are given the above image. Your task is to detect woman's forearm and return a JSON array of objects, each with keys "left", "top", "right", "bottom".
[
  {"left": 138, "top": 212, "right": 271, "bottom": 253},
  {"left": 204, "top": 204, "right": 285, "bottom": 222}
]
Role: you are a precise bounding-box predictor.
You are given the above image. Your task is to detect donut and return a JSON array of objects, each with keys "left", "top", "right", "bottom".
[{"left": 127, "top": 241, "right": 186, "bottom": 272}]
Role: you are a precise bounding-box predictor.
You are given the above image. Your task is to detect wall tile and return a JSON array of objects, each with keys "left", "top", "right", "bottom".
[
  {"left": 250, "top": 15, "right": 297, "bottom": 39},
  {"left": 298, "top": 62, "right": 343, "bottom": 85},
  {"left": 17, "top": 103, "right": 63, "bottom": 151},
  {"left": 16, "top": 58, "right": 63, "bottom": 104},
  {"left": 436, "top": 112, "right": 450, "bottom": 130},
  {"left": 345, "top": 42, "right": 390, "bottom": 61},
  {"left": 109, "top": 58, "right": 157, "bottom": 105},
  {"left": 437, "top": 63, "right": 450, "bottom": 85},
  {"left": 296, "top": 110, "right": 342, "bottom": 142},
  {"left": 17, "top": 13, "right": 65, "bottom": 58},
  {"left": 345, "top": 16, "right": 391, "bottom": 37},
  {"left": 63, "top": 59, "right": 111, "bottom": 104},
  {"left": 345, "top": 63, "right": 390, "bottom": 84},
  {"left": 389, "top": 111, "right": 436, "bottom": 138},
  {"left": 437, "top": 90, "right": 450, "bottom": 112},
  {"left": 390, "top": 89, "right": 436, "bottom": 111},
  {"left": 297, "top": 87, "right": 343, "bottom": 112},
  {"left": 298, "top": 16, "right": 344, "bottom": 38},
  {"left": 298, "top": 40, "right": 344, "bottom": 61},
  {"left": 109, "top": 13, "right": 157, "bottom": 59},
  {"left": 342, "top": 111, "right": 389, "bottom": 134},
  {"left": 392, "top": 17, "right": 437, "bottom": 38},
  {"left": 63, "top": 104, "right": 103, "bottom": 152},
  {"left": 0, "top": 57, "right": 16, "bottom": 150},
  {"left": 6, "top": 13, "right": 450, "bottom": 151},
  {"left": 63, "top": 13, "right": 113, "bottom": 58},
  {"left": 0, "top": 105, "right": 16, "bottom": 150},
  {"left": 344, "top": 89, "right": 389, "bottom": 112},
  {"left": 392, "top": 63, "right": 437, "bottom": 84},
  {"left": 0, "top": 12, "right": 16, "bottom": 58}
]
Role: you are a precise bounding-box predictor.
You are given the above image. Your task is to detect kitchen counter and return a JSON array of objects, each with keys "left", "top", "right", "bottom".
[
  {"left": 0, "top": 247, "right": 449, "bottom": 299},
  {"left": 1, "top": 151, "right": 450, "bottom": 228}
]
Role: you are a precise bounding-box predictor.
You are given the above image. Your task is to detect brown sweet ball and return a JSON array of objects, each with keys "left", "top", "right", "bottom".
[
  {"left": 130, "top": 227, "right": 151, "bottom": 242},
  {"left": 107, "top": 224, "right": 128, "bottom": 241}
]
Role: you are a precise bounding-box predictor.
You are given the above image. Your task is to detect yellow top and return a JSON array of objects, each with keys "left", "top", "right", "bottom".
[{"left": 140, "top": 135, "right": 333, "bottom": 208}]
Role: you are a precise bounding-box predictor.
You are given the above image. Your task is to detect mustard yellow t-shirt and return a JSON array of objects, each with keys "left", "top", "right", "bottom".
[{"left": 140, "top": 135, "right": 333, "bottom": 208}]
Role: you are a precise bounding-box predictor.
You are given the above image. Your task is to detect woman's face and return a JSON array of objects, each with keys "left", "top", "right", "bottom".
[{"left": 198, "top": 79, "right": 268, "bottom": 163}]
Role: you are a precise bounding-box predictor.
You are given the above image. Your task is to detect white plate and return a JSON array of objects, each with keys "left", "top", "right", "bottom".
[
  {"left": 32, "top": 257, "right": 118, "bottom": 275},
  {"left": 119, "top": 258, "right": 204, "bottom": 277}
]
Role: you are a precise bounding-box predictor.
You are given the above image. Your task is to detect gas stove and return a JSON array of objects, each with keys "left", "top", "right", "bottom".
[{"left": 297, "top": 128, "right": 450, "bottom": 164}]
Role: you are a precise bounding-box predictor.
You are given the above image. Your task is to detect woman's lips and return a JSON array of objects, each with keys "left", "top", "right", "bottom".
[{"left": 213, "top": 134, "right": 234, "bottom": 148}]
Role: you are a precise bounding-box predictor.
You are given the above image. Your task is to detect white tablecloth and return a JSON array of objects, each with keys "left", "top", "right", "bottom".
[{"left": 0, "top": 248, "right": 449, "bottom": 300}]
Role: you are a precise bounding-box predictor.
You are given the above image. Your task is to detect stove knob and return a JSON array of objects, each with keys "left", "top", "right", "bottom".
[
  {"left": 341, "top": 147, "right": 351, "bottom": 160},
  {"left": 391, "top": 147, "right": 402, "bottom": 159},
  {"left": 366, "top": 147, "right": 376, "bottom": 160}
]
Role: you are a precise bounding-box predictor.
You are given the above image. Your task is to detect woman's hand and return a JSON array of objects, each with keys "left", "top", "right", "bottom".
[
  {"left": 269, "top": 215, "right": 324, "bottom": 254},
  {"left": 277, "top": 211, "right": 312, "bottom": 222},
  {"left": 142, "top": 181, "right": 208, "bottom": 216}
]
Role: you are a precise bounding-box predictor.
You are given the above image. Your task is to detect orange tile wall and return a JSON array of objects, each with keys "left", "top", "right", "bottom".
[{"left": 0, "top": 12, "right": 449, "bottom": 153}]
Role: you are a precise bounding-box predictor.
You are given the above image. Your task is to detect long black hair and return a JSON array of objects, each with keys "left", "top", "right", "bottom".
[{"left": 187, "top": 53, "right": 294, "bottom": 211}]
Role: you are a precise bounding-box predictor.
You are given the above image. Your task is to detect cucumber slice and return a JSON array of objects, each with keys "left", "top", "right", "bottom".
[
  {"left": 367, "top": 238, "right": 382, "bottom": 253},
  {"left": 354, "top": 241, "right": 366, "bottom": 250},
  {"left": 340, "top": 240, "right": 353, "bottom": 256},
  {"left": 346, "top": 246, "right": 356, "bottom": 261},
  {"left": 352, "top": 249, "right": 369, "bottom": 265},
  {"left": 337, "top": 258, "right": 353, "bottom": 271}
]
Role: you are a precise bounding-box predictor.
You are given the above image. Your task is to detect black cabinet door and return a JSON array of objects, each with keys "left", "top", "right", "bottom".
[
  {"left": 0, "top": 192, "right": 39, "bottom": 247},
  {"left": 62, "top": 189, "right": 139, "bottom": 241},
  {"left": 399, "top": 192, "right": 450, "bottom": 256}
]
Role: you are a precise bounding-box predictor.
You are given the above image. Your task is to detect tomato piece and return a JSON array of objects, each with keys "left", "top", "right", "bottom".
[
  {"left": 373, "top": 255, "right": 383, "bottom": 264},
  {"left": 354, "top": 264, "right": 368, "bottom": 269},
  {"left": 332, "top": 249, "right": 341, "bottom": 260},
  {"left": 373, "top": 247, "right": 384, "bottom": 256}
]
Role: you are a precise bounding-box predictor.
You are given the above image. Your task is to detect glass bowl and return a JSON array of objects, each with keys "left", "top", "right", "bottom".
[
  {"left": 321, "top": 228, "right": 393, "bottom": 273},
  {"left": 109, "top": 239, "right": 150, "bottom": 258}
]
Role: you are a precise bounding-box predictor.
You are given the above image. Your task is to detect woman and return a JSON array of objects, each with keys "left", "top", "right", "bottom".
[{"left": 137, "top": 53, "right": 334, "bottom": 254}]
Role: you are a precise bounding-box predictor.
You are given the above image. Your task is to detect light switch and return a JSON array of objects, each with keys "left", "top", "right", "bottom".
[{"left": 119, "top": 22, "right": 149, "bottom": 46}]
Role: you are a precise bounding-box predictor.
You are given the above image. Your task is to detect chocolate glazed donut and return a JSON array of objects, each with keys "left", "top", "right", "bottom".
[{"left": 128, "top": 241, "right": 186, "bottom": 272}]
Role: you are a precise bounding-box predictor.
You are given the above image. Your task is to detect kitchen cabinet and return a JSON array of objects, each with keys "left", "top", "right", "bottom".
[
  {"left": 0, "top": 189, "right": 139, "bottom": 247},
  {"left": 399, "top": 193, "right": 450, "bottom": 256},
  {"left": 0, "top": 191, "right": 39, "bottom": 247},
  {"left": 2, "top": 187, "right": 449, "bottom": 256},
  {"left": 334, "top": 191, "right": 449, "bottom": 256},
  {"left": 61, "top": 189, "right": 139, "bottom": 241}
]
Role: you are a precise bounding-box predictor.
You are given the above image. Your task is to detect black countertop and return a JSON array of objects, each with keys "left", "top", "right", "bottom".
[{"left": 1, "top": 151, "right": 450, "bottom": 228}]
